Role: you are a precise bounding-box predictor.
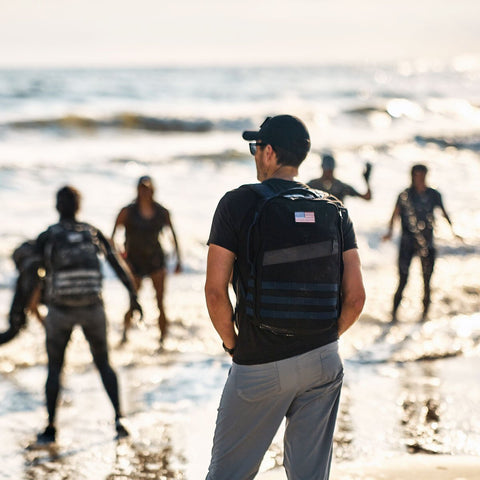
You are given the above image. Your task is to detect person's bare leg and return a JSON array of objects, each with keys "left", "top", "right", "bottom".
[
  {"left": 151, "top": 269, "right": 167, "bottom": 345},
  {"left": 121, "top": 275, "right": 142, "bottom": 343}
]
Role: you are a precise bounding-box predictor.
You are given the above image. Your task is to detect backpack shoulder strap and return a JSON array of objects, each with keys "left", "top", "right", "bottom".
[
  {"left": 245, "top": 182, "right": 276, "bottom": 200},
  {"left": 245, "top": 182, "right": 323, "bottom": 201}
]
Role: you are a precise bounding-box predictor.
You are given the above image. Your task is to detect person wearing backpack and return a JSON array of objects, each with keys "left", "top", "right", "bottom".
[
  {"left": 205, "top": 115, "right": 365, "bottom": 480},
  {"left": 34, "top": 186, "right": 142, "bottom": 444}
]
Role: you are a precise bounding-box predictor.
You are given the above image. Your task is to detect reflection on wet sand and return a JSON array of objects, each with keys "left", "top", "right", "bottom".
[
  {"left": 400, "top": 363, "right": 443, "bottom": 454},
  {"left": 24, "top": 445, "right": 67, "bottom": 480},
  {"left": 108, "top": 431, "right": 186, "bottom": 479},
  {"left": 24, "top": 425, "right": 186, "bottom": 480}
]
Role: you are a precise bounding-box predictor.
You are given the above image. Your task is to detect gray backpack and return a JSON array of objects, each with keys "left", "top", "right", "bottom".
[{"left": 45, "top": 223, "right": 102, "bottom": 307}]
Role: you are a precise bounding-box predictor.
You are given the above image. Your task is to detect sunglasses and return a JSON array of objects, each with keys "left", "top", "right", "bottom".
[{"left": 249, "top": 142, "right": 268, "bottom": 155}]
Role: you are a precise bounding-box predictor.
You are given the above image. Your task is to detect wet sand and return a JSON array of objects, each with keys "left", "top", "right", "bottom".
[
  {"left": 258, "top": 455, "right": 480, "bottom": 479},
  {"left": 1, "top": 265, "right": 480, "bottom": 479}
]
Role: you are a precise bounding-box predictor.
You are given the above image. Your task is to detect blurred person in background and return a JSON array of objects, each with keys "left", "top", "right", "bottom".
[
  {"left": 308, "top": 152, "right": 372, "bottom": 203},
  {"left": 34, "top": 186, "right": 142, "bottom": 444},
  {"left": 383, "top": 164, "right": 462, "bottom": 321},
  {"left": 112, "top": 175, "right": 182, "bottom": 346}
]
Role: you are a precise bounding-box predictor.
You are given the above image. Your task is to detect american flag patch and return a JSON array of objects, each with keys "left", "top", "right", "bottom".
[{"left": 295, "top": 211, "right": 315, "bottom": 223}]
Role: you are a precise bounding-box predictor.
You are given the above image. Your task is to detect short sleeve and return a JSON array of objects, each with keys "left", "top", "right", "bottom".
[
  {"left": 340, "top": 208, "right": 358, "bottom": 251},
  {"left": 207, "top": 193, "right": 239, "bottom": 255},
  {"left": 343, "top": 183, "right": 361, "bottom": 198},
  {"left": 433, "top": 189, "right": 444, "bottom": 209}
]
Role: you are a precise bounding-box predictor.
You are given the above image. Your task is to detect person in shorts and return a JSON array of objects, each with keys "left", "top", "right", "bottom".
[{"left": 112, "top": 175, "right": 182, "bottom": 345}]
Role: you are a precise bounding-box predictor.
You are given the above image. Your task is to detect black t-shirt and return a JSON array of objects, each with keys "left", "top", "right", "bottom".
[
  {"left": 208, "top": 178, "right": 358, "bottom": 365},
  {"left": 396, "top": 187, "right": 444, "bottom": 246},
  {"left": 308, "top": 178, "right": 361, "bottom": 203}
]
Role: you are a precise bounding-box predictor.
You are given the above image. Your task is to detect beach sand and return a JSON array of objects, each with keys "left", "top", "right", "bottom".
[{"left": 257, "top": 455, "right": 480, "bottom": 479}]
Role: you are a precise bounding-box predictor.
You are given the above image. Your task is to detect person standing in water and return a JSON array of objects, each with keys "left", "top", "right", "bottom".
[
  {"left": 34, "top": 186, "right": 142, "bottom": 444},
  {"left": 112, "top": 176, "right": 182, "bottom": 346},
  {"left": 308, "top": 152, "right": 372, "bottom": 203},
  {"left": 383, "top": 164, "right": 461, "bottom": 321}
]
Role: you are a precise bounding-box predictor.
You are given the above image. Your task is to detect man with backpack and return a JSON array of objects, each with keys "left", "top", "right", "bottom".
[
  {"left": 33, "top": 186, "right": 142, "bottom": 444},
  {"left": 205, "top": 115, "right": 366, "bottom": 479}
]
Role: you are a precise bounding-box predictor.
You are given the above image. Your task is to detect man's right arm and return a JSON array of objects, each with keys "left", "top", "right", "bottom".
[
  {"left": 204, "top": 244, "right": 237, "bottom": 353},
  {"left": 337, "top": 248, "right": 365, "bottom": 336}
]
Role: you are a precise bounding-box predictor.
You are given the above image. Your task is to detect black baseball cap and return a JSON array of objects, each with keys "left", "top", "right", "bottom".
[{"left": 242, "top": 115, "right": 311, "bottom": 155}]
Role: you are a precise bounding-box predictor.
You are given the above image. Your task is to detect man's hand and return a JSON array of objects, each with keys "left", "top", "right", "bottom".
[
  {"left": 129, "top": 294, "right": 143, "bottom": 323},
  {"left": 363, "top": 162, "right": 372, "bottom": 184},
  {"left": 10, "top": 310, "right": 27, "bottom": 331}
]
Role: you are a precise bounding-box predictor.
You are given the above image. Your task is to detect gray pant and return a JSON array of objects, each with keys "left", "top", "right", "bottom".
[
  {"left": 206, "top": 341, "right": 343, "bottom": 480},
  {"left": 44, "top": 302, "right": 120, "bottom": 424}
]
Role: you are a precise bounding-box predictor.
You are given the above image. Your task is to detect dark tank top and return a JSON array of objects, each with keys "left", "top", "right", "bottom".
[{"left": 124, "top": 201, "right": 169, "bottom": 259}]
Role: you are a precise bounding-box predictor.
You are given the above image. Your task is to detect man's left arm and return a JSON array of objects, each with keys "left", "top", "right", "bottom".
[
  {"left": 337, "top": 248, "right": 366, "bottom": 336},
  {"left": 165, "top": 211, "right": 182, "bottom": 273},
  {"left": 205, "top": 244, "right": 237, "bottom": 354},
  {"left": 97, "top": 229, "right": 143, "bottom": 318},
  {"left": 344, "top": 182, "right": 371, "bottom": 201},
  {"left": 436, "top": 192, "right": 463, "bottom": 240}
]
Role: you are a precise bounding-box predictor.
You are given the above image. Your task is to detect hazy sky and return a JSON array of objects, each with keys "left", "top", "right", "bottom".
[{"left": 1, "top": 0, "right": 480, "bottom": 67}]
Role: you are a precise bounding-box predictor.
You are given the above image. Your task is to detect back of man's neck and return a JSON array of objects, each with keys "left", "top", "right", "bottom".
[{"left": 268, "top": 166, "right": 298, "bottom": 181}]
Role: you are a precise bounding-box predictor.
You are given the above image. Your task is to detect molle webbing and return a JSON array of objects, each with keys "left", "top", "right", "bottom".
[
  {"left": 263, "top": 240, "right": 338, "bottom": 266},
  {"left": 53, "top": 270, "right": 102, "bottom": 296},
  {"left": 246, "top": 279, "right": 338, "bottom": 325},
  {"left": 244, "top": 183, "right": 343, "bottom": 335}
]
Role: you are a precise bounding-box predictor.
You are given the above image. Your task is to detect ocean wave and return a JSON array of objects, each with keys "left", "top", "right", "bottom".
[
  {"left": 415, "top": 134, "right": 480, "bottom": 152},
  {"left": 0, "top": 113, "right": 257, "bottom": 136},
  {"left": 344, "top": 98, "right": 424, "bottom": 120},
  {"left": 108, "top": 149, "right": 250, "bottom": 166},
  {"left": 4, "top": 114, "right": 218, "bottom": 133},
  {"left": 173, "top": 149, "right": 250, "bottom": 162}
]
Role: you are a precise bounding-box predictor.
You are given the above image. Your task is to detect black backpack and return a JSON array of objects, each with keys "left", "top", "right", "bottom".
[
  {"left": 244, "top": 183, "right": 343, "bottom": 336},
  {"left": 45, "top": 223, "right": 103, "bottom": 307}
]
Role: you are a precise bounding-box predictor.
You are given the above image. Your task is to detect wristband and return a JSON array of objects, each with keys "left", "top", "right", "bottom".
[{"left": 222, "top": 342, "right": 235, "bottom": 355}]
